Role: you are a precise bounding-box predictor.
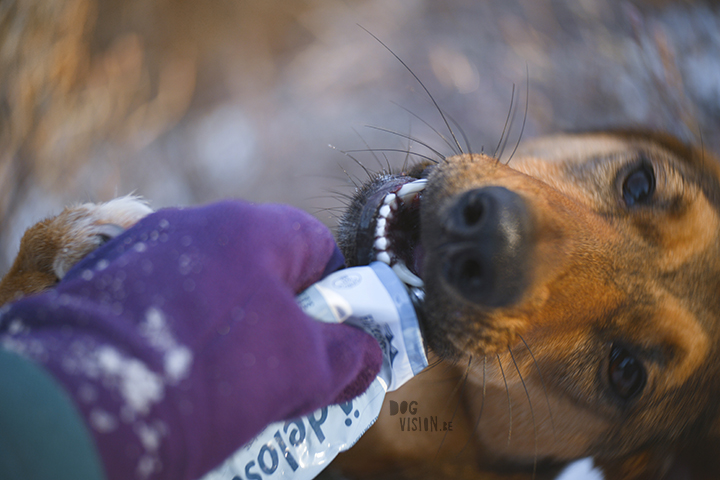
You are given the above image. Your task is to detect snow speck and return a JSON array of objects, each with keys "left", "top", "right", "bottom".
[
  {"left": 134, "top": 242, "right": 148, "bottom": 252},
  {"left": 183, "top": 279, "right": 195, "bottom": 292},
  {"left": 242, "top": 353, "right": 256, "bottom": 367},
  {"left": 135, "top": 421, "right": 165, "bottom": 452},
  {"left": 90, "top": 409, "right": 118, "bottom": 433},
  {"left": 141, "top": 308, "right": 194, "bottom": 382},
  {"left": 7, "top": 318, "right": 26, "bottom": 335},
  {"left": 97, "top": 346, "right": 164, "bottom": 416},
  {"left": 111, "top": 302, "right": 124, "bottom": 316},
  {"left": 231, "top": 307, "right": 245, "bottom": 321},
  {"left": 78, "top": 383, "right": 98, "bottom": 403},
  {"left": 137, "top": 455, "right": 159, "bottom": 479},
  {"left": 82, "top": 269, "right": 94, "bottom": 281},
  {"left": 158, "top": 219, "right": 170, "bottom": 230},
  {"left": 1, "top": 337, "right": 27, "bottom": 356},
  {"left": 165, "top": 347, "right": 193, "bottom": 382},
  {"left": 96, "top": 259, "right": 110, "bottom": 271},
  {"left": 178, "top": 254, "right": 192, "bottom": 275}
]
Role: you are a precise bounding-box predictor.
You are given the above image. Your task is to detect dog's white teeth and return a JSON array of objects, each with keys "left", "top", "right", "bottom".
[
  {"left": 392, "top": 262, "right": 424, "bottom": 288},
  {"left": 376, "top": 251, "right": 392, "bottom": 264},
  {"left": 396, "top": 179, "right": 427, "bottom": 202},
  {"left": 374, "top": 237, "right": 388, "bottom": 250},
  {"left": 372, "top": 179, "right": 427, "bottom": 287}
]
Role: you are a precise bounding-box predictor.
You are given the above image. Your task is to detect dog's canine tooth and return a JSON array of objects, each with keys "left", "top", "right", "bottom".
[
  {"left": 396, "top": 179, "right": 427, "bottom": 201},
  {"left": 392, "top": 262, "right": 424, "bottom": 288}
]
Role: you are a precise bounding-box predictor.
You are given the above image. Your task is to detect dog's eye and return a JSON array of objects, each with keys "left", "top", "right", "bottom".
[
  {"left": 622, "top": 163, "right": 655, "bottom": 207},
  {"left": 608, "top": 344, "right": 646, "bottom": 400}
]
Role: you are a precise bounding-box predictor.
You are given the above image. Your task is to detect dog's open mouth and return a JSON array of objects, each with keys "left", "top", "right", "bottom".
[{"left": 337, "top": 173, "right": 428, "bottom": 290}]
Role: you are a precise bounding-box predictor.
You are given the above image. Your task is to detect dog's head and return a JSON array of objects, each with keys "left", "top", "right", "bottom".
[{"left": 338, "top": 131, "right": 720, "bottom": 477}]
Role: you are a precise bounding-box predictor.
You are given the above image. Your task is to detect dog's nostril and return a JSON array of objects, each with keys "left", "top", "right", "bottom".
[
  {"left": 462, "top": 199, "right": 484, "bottom": 227},
  {"left": 458, "top": 257, "right": 483, "bottom": 287}
]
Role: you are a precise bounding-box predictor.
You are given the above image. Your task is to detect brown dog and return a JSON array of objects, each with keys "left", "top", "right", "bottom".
[
  {"left": 2, "top": 132, "right": 719, "bottom": 479},
  {"left": 333, "top": 131, "right": 720, "bottom": 479}
]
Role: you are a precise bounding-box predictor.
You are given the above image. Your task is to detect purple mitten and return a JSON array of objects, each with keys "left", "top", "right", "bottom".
[{"left": 0, "top": 201, "right": 383, "bottom": 480}]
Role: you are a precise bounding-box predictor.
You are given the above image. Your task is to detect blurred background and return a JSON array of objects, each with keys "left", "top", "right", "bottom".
[{"left": 1, "top": 0, "right": 719, "bottom": 273}]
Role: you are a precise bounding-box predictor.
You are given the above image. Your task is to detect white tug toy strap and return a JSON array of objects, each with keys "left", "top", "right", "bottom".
[{"left": 201, "top": 262, "right": 428, "bottom": 480}]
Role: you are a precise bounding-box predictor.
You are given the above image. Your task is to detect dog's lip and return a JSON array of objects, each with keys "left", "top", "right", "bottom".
[{"left": 343, "top": 174, "right": 426, "bottom": 289}]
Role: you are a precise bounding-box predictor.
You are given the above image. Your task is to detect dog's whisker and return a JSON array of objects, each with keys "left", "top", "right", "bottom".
[
  {"left": 496, "top": 353, "right": 513, "bottom": 446},
  {"left": 506, "top": 64, "right": 530, "bottom": 166},
  {"left": 496, "top": 89, "right": 520, "bottom": 164},
  {"left": 344, "top": 148, "right": 376, "bottom": 181},
  {"left": 509, "top": 346, "right": 537, "bottom": 480},
  {"left": 494, "top": 83, "right": 516, "bottom": 162},
  {"left": 341, "top": 148, "right": 440, "bottom": 164},
  {"left": 518, "top": 334, "right": 556, "bottom": 438},
  {"left": 442, "top": 109, "right": 473, "bottom": 156},
  {"left": 311, "top": 190, "right": 356, "bottom": 202},
  {"left": 309, "top": 207, "right": 346, "bottom": 217},
  {"left": 364, "top": 125, "right": 447, "bottom": 162},
  {"left": 334, "top": 161, "right": 360, "bottom": 188},
  {"left": 421, "top": 357, "right": 445, "bottom": 372},
  {"left": 358, "top": 25, "right": 464, "bottom": 155},
  {"left": 438, "top": 356, "right": 472, "bottom": 413},
  {"left": 401, "top": 119, "right": 412, "bottom": 174},
  {"left": 391, "top": 101, "right": 459, "bottom": 158},
  {"left": 351, "top": 127, "right": 388, "bottom": 174},
  {"left": 331, "top": 144, "right": 382, "bottom": 180},
  {"left": 457, "top": 355, "right": 488, "bottom": 458},
  {"left": 436, "top": 356, "right": 472, "bottom": 460}
]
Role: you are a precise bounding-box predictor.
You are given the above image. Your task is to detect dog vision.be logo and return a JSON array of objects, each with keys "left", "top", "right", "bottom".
[{"left": 388, "top": 400, "right": 453, "bottom": 432}]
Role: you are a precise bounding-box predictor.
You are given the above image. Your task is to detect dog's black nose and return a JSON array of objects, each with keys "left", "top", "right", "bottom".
[{"left": 441, "top": 186, "right": 531, "bottom": 308}]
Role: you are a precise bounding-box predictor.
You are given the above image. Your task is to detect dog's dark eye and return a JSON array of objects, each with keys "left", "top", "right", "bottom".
[
  {"left": 608, "top": 344, "right": 646, "bottom": 400},
  {"left": 622, "top": 163, "right": 655, "bottom": 206}
]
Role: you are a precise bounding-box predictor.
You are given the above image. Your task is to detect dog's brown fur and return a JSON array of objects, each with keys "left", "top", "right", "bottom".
[
  {"left": 0, "top": 196, "right": 151, "bottom": 305},
  {"left": 2, "top": 133, "right": 720, "bottom": 479},
  {"left": 333, "top": 131, "right": 720, "bottom": 479}
]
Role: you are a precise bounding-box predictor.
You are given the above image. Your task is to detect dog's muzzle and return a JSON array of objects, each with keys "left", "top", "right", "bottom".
[{"left": 439, "top": 186, "right": 531, "bottom": 308}]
